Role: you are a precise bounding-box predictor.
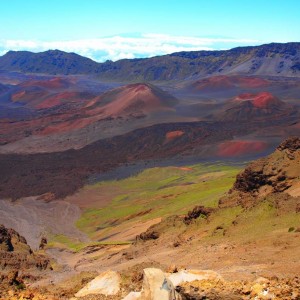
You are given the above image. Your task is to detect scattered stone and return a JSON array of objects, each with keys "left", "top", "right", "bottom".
[
  {"left": 250, "top": 282, "right": 264, "bottom": 296},
  {"left": 173, "top": 240, "right": 181, "bottom": 247},
  {"left": 137, "top": 230, "right": 160, "bottom": 241},
  {"left": 39, "top": 237, "right": 47, "bottom": 250}
]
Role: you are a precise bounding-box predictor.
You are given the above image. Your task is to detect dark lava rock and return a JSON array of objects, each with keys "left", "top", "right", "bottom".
[
  {"left": 138, "top": 230, "right": 160, "bottom": 241},
  {"left": 233, "top": 166, "right": 268, "bottom": 194},
  {"left": 277, "top": 136, "right": 300, "bottom": 153},
  {"left": 183, "top": 205, "right": 214, "bottom": 225}
]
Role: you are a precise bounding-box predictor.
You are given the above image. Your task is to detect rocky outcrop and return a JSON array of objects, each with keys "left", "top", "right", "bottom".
[
  {"left": 277, "top": 136, "right": 300, "bottom": 153},
  {"left": 0, "top": 224, "right": 29, "bottom": 252},
  {"left": 220, "top": 137, "right": 300, "bottom": 208},
  {"left": 0, "top": 225, "right": 51, "bottom": 299},
  {"left": 0, "top": 224, "right": 50, "bottom": 271}
]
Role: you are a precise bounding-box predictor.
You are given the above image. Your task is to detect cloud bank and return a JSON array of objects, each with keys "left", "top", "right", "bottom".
[{"left": 0, "top": 34, "right": 260, "bottom": 62}]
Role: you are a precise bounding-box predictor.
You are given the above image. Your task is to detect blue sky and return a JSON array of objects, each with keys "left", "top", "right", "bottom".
[{"left": 0, "top": 0, "right": 299, "bottom": 61}]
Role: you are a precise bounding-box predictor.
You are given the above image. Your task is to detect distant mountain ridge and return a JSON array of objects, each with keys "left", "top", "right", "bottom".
[
  {"left": 0, "top": 42, "right": 300, "bottom": 80},
  {"left": 0, "top": 50, "right": 99, "bottom": 75}
]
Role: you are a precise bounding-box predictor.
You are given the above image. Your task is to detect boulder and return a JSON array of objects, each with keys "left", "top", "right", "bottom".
[
  {"left": 141, "top": 268, "right": 181, "bottom": 300},
  {"left": 75, "top": 270, "right": 120, "bottom": 298},
  {"left": 168, "top": 269, "right": 222, "bottom": 286},
  {"left": 122, "top": 291, "right": 142, "bottom": 300}
]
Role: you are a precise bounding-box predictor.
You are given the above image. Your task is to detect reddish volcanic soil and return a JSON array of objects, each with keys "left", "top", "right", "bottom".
[
  {"left": 0, "top": 83, "right": 179, "bottom": 144},
  {"left": 217, "top": 91, "right": 297, "bottom": 122},
  {"left": 235, "top": 92, "right": 280, "bottom": 108},
  {"left": 252, "top": 92, "right": 279, "bottom": 108},
  {"left": 38, "top": 115, "right": 100, "bottom": 135},
  {"left": 235, "top": 93, "right": 256, "bottom": 100},
  {"left": 191, "top": 76, "right": 234, "bottom": 91},
  {"left": 190, "top": 75, "right": 269, "bottom": 91},
  {"left": 165, "top": 130, "right": 185, "bottom": 142},
  {"left": 38, "top": 83, "right": 178, "bottom": 135},
  {"left": 35, "top": 91, "right": 84, "bottom": 109},
  {"left": 11, "top": 90, "right": 48, "bottom": 104},
  {"left": 9, "top": 77, "right": 89, "bottom": 109},
  {"left": 238, "top": 77, "right": 270, "bottom": 88},
  {"left": 217, "top": 140, "right": 267, "bottom": 157},
  {"left": 85, "top": 83, "right": 177, "bottom": 118},
  {"left": 20, "top": 77, "right": 70, "bottom": 89}
]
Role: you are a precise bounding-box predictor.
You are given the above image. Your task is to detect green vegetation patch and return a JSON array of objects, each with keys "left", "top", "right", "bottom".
[
  {"left": 76, "top": 162, "right": 242, "bottom": 241},
  {"left": 47, "top": 234, "right": 132, "bottom": 252}
]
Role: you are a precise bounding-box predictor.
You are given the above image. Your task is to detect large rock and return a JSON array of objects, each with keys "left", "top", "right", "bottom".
[
  {"left": 122, "top": 291, "right": 142, "bottom": 300},
  {"left": 75, "top": 270, "right": 120, "bottom": 298},
  {"left": 168, "top": 269, "right": 222, "bottom": 286},
  {"left": 140, "top": 268, "right": 181, "bottom": 300}
]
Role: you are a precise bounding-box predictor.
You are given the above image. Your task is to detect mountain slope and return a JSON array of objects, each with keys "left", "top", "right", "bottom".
[
  {"left": 0, "top": 43, "right": 300, "bottom": 79},
  {"left": 72, "top": 137, "right": 299, "bottom": 295}
]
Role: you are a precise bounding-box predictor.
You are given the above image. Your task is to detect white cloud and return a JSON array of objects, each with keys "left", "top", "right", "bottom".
[{"left": 0, "top": 34, "right": 261, "bottom": 62}]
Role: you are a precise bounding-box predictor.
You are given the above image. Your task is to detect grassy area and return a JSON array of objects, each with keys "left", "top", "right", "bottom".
[
  {"left": 76, "top": 162, "right": 242, "bottom": 241},
  {"left": 47, "top": 234, "right": 85, "bottom": 252},
  {"left": 47, "top": 234, "right": 132, "bottom": 252},
  {"left": 194, "top": 197, "right": 300, "bottom": 243},
  {"left": 48, "top": 161, "right": 298, "bottom": 251}
]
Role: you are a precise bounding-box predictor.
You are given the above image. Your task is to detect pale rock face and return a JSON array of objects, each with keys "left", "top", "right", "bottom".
[
  {"left": 122, "top": 291, "right": 142, "bottom": 300},
  {"left": 141, "top": 268, "right": 181, "bottom": 300},
  {"left": 75, "top": 270, "right": 120, "bottom": 298},
  {"left": 167, "top": 269, "right": 222, "bottom": 287}
]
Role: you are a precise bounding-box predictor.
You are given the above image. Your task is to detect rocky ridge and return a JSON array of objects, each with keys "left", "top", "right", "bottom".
[{"left": 1, "top": 43, "right": 300, "bottom": 80}]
